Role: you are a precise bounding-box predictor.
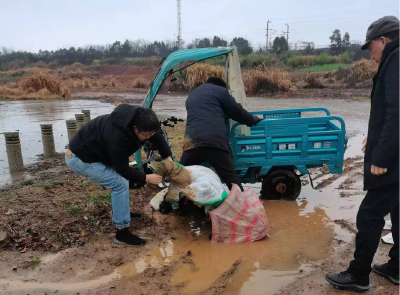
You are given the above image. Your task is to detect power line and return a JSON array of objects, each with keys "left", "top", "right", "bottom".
[{"left": 182, "top": 5, "right": 396, "bottom": 34}]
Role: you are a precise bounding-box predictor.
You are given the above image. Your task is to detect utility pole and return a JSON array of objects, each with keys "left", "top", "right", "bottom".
[
  {"left": 177, "top": 0, "right": 182, "bottom": 49},
  {"left": 285, "top": 23, "right": 289, "bottom": 49},
  {"left": 266, "top": 20, "right": 272, "bottom": 52}
]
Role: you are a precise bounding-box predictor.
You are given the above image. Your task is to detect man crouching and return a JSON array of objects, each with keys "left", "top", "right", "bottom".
[{"left": 65, "top": 104, "right": 172, "bottom": 246}]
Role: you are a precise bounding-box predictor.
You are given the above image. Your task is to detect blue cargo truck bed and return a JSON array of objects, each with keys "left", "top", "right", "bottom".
[{"left": 229, "top": 108, "right": 347, "bottom": 200}]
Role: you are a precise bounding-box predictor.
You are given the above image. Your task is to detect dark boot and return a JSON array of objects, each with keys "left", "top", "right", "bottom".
[
  {"left": 114, "top": 228, "right": 146, "bottom": 246},
  {"left": 325, "top": 271, "right": 370, "bottom": 292},
  {"left": 373, "top": 263, "right": 399, "bottom": 285}
]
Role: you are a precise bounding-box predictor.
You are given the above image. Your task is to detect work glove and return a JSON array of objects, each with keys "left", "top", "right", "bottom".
[{"left": 253, "top": 116, "right": 263, "bottom": 126}]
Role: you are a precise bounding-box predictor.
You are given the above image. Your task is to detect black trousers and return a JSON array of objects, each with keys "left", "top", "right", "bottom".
[
  {"left": 348, "top": 182, "right": 399, "bottom": 277},
  {"left": 180, "top": 147, "right": 244, "bottom": 191}
]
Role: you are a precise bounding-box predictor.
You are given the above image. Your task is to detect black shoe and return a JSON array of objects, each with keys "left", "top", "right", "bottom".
[
  {"left": 114, "top": 228, "right": 146, "bottom": 246},
  {"left": 373, "top": 263, "right": 399, "bottom": 285},
  {"left": 130, "top": 212, "right": 142, "bottom": 219},
  {"left": 325, "top": 271, "right": 370, "bottom": 292}
]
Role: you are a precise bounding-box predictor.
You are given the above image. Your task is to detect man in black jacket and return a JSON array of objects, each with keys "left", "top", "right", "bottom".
[
  {"left": 66, "top": 104, "right": 172, "bottom": 246},
  {"left": 180, "top": 77, "right": 262, "bottom": 191},
  {"left": 326, "top": 16, "right": 399, "bottom": 291}
]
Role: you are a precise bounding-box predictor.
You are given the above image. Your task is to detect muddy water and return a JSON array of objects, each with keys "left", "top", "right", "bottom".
[
  {"left": 0, "top": 100, "right": 115, "bottom": 186},
  {"left": 116, "top": 198, "right": 335, "bottom": 295},
  {"left": 117, "top": 135, "right": 366, "bottom": 295}
]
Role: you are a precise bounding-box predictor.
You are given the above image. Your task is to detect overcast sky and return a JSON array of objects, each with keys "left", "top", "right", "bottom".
[{"left": 1, "top": 0, "right": 399, "bottom": 52}]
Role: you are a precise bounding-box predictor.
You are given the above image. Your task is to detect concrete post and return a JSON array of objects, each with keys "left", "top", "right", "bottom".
[
  {"left": 75, "top": 114, "right": 85, "bottom": 130},
  {"left": 66, "top": 119, "right": 78, "bottom": 142},
  {"left": 82, "top": 110, "right": 91, "bottom": 124},
  {"left": 4, "top": 132, "right": 24, "bottom": 173},
  {"left": 40, "top": 124, "right": 56, "bottom": 157}
]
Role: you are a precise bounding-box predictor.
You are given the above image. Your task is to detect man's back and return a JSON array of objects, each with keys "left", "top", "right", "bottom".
[
  {"left": 185, "top": 83, "right": 255, "bottom": 151},
  {"left": 364, "top": 40, "right": 399, "bottom": 190},
  {"left": 185, "top": 83, "right": 230, "bottom": 151}
]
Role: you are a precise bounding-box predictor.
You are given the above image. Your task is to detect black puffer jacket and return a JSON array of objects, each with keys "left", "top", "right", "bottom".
[
  {"left": 364, "top": 40, "right": 399, "bottom": 190},
  {"left": 69, "top": 104, "right": 172, "bottom": 186},
  {"left": 185, "top": 83, "right": 256, "bottom": 151}
]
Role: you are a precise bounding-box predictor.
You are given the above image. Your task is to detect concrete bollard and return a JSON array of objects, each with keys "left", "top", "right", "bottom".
[
  {"left": 66, "top": 119, "right": 78, "bottom": 142},
  {"left": 40, "top": 124, "right": 56, "bottom": 158},
  {"left": 75, "top": 114, "right": 85, "bottom": 130},
  {"left": 82, "top": 110, "right": 91, "bottom": 124},
  {"left": 4, "top": 132, "right": 24, "bottom": 173}
]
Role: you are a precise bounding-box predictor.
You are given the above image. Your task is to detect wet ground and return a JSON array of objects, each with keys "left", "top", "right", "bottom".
[
  {"left": 2, "top": 133, "right": 395, "bottom": 295},
  {"left": 1, "top": 95, "right": 395, "bottom": 295},
  {"left": 0, "top": 100, "right": 115, "bottom": 186}
]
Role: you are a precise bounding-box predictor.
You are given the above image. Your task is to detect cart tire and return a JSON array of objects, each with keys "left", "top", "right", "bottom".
[{"left": 261, "top": 170, "right": 301, "bottom": 200}]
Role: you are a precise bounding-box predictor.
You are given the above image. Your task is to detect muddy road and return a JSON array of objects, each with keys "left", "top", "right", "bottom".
[{"left": 1, "top": 95, "right": 396, "bottom": 295}]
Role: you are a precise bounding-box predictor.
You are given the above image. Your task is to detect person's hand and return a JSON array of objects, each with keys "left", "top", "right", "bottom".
[
  {"left": 371, "top": 165, "right": 387, "bottom": 175},
  {"left": 361, "top": 137, "right": 367, "bottom": 153},
  {"left": 146, "top": 174, "right": 163, "bottom": 185},
  {"left": 254, "top": 116, "right": 263, "bottom": 126}
]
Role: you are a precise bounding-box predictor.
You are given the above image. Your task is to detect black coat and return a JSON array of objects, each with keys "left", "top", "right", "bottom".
[
  {"left": 69, "top": 104, "right": 172, "bottom": 186},
  {"left": 364, "top": 40, "right": 399, "bottom": 190},
  {"left": 185, "top": 83, "right": 256, "bottom": 151}
]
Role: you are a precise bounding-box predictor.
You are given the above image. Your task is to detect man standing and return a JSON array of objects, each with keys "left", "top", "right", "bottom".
[
  {"left": 66, "top": 104, "right": 172, "bottom": 246},
  {"left": 326, "top": 16, "right": 399, "bottom": 291},
  {"left": 180, "top": 77, "right": 262, "bottom": 191}
]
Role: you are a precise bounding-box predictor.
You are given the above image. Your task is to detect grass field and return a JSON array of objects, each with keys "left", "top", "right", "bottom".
[{"left": 298, "top": 64, "right": 350, "bottom": 72}]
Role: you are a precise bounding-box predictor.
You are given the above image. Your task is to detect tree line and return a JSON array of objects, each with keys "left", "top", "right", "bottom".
[{"left": 0, "top": 30, "right": 366, "bottom": 71}]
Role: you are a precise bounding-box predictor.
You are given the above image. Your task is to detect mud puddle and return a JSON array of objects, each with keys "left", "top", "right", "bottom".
[
  {"left": 1, "top": 195, "right": 338, "bottom": 294},
  {"left": 115, "top": 197, "right": 335, "bottom": 295},
  {"left": 0, "top": 100, "right": 115, "bottom": 186}
]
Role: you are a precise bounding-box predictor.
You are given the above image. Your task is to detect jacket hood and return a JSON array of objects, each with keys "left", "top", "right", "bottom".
[{"left": 110, "top": 104, "right": 139, "bottom": 130}]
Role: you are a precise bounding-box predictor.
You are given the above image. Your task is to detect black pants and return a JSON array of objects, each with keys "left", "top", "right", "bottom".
[
  {"left": 348, "top": 182, "right": 399, "bottom": 277},
  {"left": 180, "top": 147, "right": 244, "bottom": 191}
]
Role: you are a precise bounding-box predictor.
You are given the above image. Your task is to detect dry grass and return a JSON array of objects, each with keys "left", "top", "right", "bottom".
[
  {"left": 0, "top": 86, "right": 24, "bottom": 97},
  {"left": 0, "top": 69, "right": 70, "bottom": 100},
  {"left": 348, "top": 59, "right": 378, "bottom": 85},
  {"left": 70, "top": 62, "right": 84, "bottom": 70},
  {"left": 92, "top": 59, "right": 101, "bottom": 66},
  {"left": 184, "top": 63, "right": 225, "bottom": 90},
  {"left": 131, "top": 77, "right": 148, "bottom": 88},
  {"left": 0, "top": 85, "right": 65, "bottom": 100},
  {"left": 73, "top": 80, "right": 82, "bottom": 88},
  {"left": 243, "top": 67, "right": 291, "bottom": 94},
  {"left": 31, "top": 61, "right": 47, "bottom": 68},
  {"left": 21, "top": 71, "right": 58, "bottom": 93},
  {"left": 20, "top": 70, "right": 63, "bottom": 94},
  {"left": 48, "top": 62, "right": 59, "bottom": 69},
  {"left": 82, "top": 77, "right": 92, "bottom": 88},
  {"left": 304, "top": 73, "right": 324, "bottom": 89},
  {"left": 108, "top": 77, "right": 117, "bottom": 87}
]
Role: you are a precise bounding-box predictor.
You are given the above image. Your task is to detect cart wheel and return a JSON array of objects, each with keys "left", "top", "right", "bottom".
[{"left": 261, "top": 170, "right": 301, "bottom": 200}]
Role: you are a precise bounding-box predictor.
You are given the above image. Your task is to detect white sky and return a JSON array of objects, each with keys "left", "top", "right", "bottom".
[{"left": 1, "top": 0, "right": 399, "bottom": 52}]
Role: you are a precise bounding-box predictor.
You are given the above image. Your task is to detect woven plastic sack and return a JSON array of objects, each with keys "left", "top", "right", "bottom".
[{"left": 210, "top": 184, "right": 269, "bottom": 243}]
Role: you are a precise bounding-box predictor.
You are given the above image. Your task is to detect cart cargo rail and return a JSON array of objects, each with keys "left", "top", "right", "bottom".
[{"left": 230, "top": 108, "right": 347, "bottom": 185}]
